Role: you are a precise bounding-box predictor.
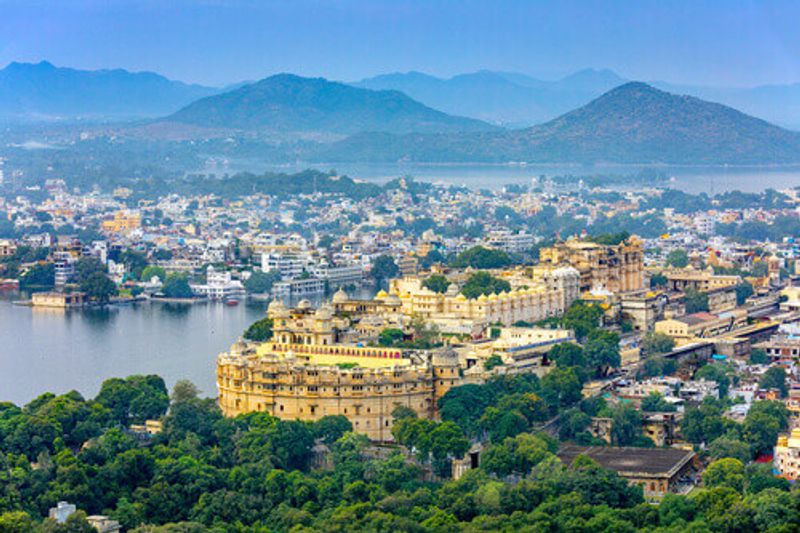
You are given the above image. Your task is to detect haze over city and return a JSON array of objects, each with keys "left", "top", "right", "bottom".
[{"left": 2, "top": 0, "right": 800, "bottom": 87}]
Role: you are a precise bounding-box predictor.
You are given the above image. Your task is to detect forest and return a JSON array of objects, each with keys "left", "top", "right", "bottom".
[{"left": 0, "top": 366, "right": 797, "bottom": 532}]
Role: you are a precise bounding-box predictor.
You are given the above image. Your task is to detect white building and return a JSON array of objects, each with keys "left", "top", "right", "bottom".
[
  {"left": 261, "top": 252, "right": 310, "bottom": 280},
  {"left": 273, "top": 277, "right": 325, "bottom": 298},
  {"left": 312, "top": 263, "right": 364, "bottom": 287},
  {"left": 190, "top": 266, "right": 245, "bottom": 300}
]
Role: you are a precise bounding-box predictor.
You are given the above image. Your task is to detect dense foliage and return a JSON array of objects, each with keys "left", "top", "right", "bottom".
[{"left": 1, "top": 372, "right": 798, "bottom": 532}]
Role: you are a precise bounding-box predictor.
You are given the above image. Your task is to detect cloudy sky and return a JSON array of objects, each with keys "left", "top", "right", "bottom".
[{"left": 2, "top": 0, "right": 799, "bottom": 87}]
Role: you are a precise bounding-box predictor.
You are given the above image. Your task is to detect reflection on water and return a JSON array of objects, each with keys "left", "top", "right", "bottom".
[{"left": 0, "top": 297, "right": 268, "bottom": 405}]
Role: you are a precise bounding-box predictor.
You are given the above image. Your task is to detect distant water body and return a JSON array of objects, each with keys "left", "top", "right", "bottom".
[
  {"left": 232, "top": 161, "right": 800, "bottom": 194},
  {"left": 0, "top": 297, "right": 267, "bottom": 405}
]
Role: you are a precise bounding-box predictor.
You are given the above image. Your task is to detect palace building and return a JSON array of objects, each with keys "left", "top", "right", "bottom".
[
  {"left": 387, "top": 266, "right": 580, "bottom": 333},
  {"left": 538, "top": 237, "right": 644, "bottom": 294},
  {"left": 217, "top": 299, "right": 461, "bottom": 441}
]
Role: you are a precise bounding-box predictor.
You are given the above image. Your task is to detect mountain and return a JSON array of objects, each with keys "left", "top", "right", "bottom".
[
  {"left": 0, "top": 61, "right": 218, "bottom": 120},
  {"left": 651, "top": 81, "right": 800, "bottom": 130},
  {"left": 166, "top": 73, "right": 496, "bottom": 135},
  {"left": 312, "top": 82, "right": 800, "bottom": 165},
  {"left": 353, "top": 68, "right": 627, "bottom": 126}
]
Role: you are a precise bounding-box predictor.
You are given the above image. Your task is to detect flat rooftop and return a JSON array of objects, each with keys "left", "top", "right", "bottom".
[{"left": 558, "top": 445, "right": 695, "bottom": 477}]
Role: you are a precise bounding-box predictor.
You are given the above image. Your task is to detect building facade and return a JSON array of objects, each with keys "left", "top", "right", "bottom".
[
  {"left": 217, "top": 300, "right": 461, "bottom": 441},
  {"left": 538, "top": 237, "right": 644, "bottom": 294}
]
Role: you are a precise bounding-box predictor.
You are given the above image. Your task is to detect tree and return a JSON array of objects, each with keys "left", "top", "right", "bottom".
[
  {"left": 539, "top": 367, "right": 583, "bottom": 409},
  {"left": 483, "top": 354, "right": 504, "bottom": 371},
  {"left": 450, "top": 246, "right": 512, "bottom": 269},
  {"left": 666, "top": 249, "right": 689, "bottom": 268},
  {"left": 650, "top": 272, "right": 668, "bottom": 288},
  {"left": 560, "top": 302, "right": 604, "bottom": 340},
  {"left": 19, "top": 262, "right": 55, "bottom": 289},
  {"left": 703, "top": 458, "right": 745, "bottom": 492},
  {"left": 460, "top": 271, "right": 511, "bottom": 299},
  {"left": 314, "top": 415, "right": 353, "bottom": 445},
  {"left": 422, "top": 274, "right": 450, "bottom": 294},
  {"left": 641, "top": 392, "right": 676, "bottom": 412},
  {"left": 749, "top": 348, "right": 769, "bottom": 365},
  {"left": 120, "top": 250, "right": 148, "bottom": 279},
  {"left": 378, "top": 328, "right": 405, "bottom": 347},
  {"left": 370, "top": 255, "right": 398, "bottom": 286},
  {"left": 172, "top": 380, "right": 200, "bottom": 404},
  {"left": 244, "top": 270, "right": 280, "bottom": 294},
  {"left": 641, "top": 332, "right": 674, "bottom": 356},
  {"left": 684, "top": 288, "right": 710, "bottom": 313},
  {"left": 695, "top": 363, "right": 732, "bottom": 396},
  {"left": 549, "top": 343, "right": 585, "bottom": 368},
  {"left": 162, "top": 273, "right": 193, "bottom": 299},
  {"left": 708, "top": 434, "right": 752, "bottom": 464},
  {"left": 481, "top": 433, "right": 552, "bottom": 477},
  {"left": 584, "top": 330, "right": 620, "bottom": 377},
  {"left": 759, "top": 366, "right": 788, "bottom": 398},
  {"left": 95, "top": 375, "right": 170, "bottom": 425},
  {"left": 243, "top": 317, "right": 273, "bottom": 342},
  {"left": 140, "top": 265, "right": 167, "bottom": 282},
  {"left": 610, "top": 404, "right": 643, "bottom": 446},
  {"left": 74, "top": 256, "right": 107, "bottom": 284},
  {"left": 80, "top": 271, "right": 117, "bottom": 303},
  {"left": 735, "top": 282, "right": 754, "bottom": 305}
]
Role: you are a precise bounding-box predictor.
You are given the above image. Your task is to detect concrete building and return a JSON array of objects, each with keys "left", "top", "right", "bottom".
[
  {"left": 775, "top": 428, "right": 800, "bottom": 480},
  {"left": 190, "top": 266, "right": 245, "bottom": 300},
  {"left": 655, "top": 310, "right": 748, "bottom": 342}
]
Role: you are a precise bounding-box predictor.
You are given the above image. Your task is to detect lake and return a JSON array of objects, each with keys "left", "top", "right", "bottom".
[
  {"left": 237, "top": 161, "right": 800, "bottom": 194},
  {"left": 0, "top": 297, "right": 268, "bottom": 405}
]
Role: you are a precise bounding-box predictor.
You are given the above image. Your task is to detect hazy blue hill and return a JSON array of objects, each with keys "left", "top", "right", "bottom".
[
  {"left": 353, "top": 68, "right": 627, "bottom": 126},
  {"left": 515, "top": 82, "right": 800, "bottom": 163},
  {"left": 0, "top": 61, "right": 217, "bottom": 120},
  {"left": 312, "top": 82, "right": 800, "bottom": 164},
  {"left": 652, "top": 80, "right": 800, "bottom": 130},
  {"left": 167, "top": 73, "right": 496, "bottom": 135}
]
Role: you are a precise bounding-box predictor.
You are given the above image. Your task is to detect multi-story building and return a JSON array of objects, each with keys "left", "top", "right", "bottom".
[
  {"left": 261, "top": 252, "right": 310, "bottom": 280},
  {"left": 101, "top": 211, "right": 141, "bottom": 233},
  {"left": 655, "top": 310, "right": 748, "bottom": 341},
  {"left": 190, "top": 266, "right": 245, "bottom": 300},
  {"left": 388, "top": 266, "right": 580, "bottom": 331},
  {"left": 312, "top": 262, "right": 364, "bottom": 287},
  {"left": 665, "top": 267, "right": 741, "bottom": 292},
  {"left": 217, "top": 300, "right": 461, "bottom": 441},
  {"left": 775, "top": 428, "right": 800, "bottom": 480},
  {"left": 538, "top": 237, "right": 644, "bottom": 294}
]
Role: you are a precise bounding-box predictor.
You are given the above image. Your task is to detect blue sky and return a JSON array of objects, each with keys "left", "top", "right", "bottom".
[{"left": 1, "top": 0, "right": 799, "bottom": 88}]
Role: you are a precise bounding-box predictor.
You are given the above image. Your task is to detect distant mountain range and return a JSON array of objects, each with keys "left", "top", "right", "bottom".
[
  {"left": 0, "top": 61, "right": 218, "bottom": 120},
  {"left": 353, "top": 68, "right": 626, "bottom": 127},
  {"left": 2, "top": 61, "right": 800, "bottom": 165},
  {"left": 165, "top": 73, "right": 495, "bottom": 135},
  {"left": 355, "top": 69, "right": 800, "bottom": 130},
  {"left": 313, "top": 82, "right": 800, "bottom": 164}
]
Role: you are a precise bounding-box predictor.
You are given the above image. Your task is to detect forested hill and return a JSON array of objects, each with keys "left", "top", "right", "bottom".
[
  {"left": 166, "top": 73, "right": 496, "bottom": 135},
  {"left": 311, "top": 82, "right": 800, "bottom": 165}
]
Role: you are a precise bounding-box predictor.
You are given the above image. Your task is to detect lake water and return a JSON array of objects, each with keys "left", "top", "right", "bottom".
[
  {"left": 0, "top": 297, "right": 268, "bottom": 406},
  {"left": 242, "top": 161, "right": 800, "bottom": 194}
]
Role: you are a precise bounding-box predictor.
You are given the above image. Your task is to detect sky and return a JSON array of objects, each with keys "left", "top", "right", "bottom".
[{"left": 1, "top": 0, "right": 800, "bottom": 88}]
